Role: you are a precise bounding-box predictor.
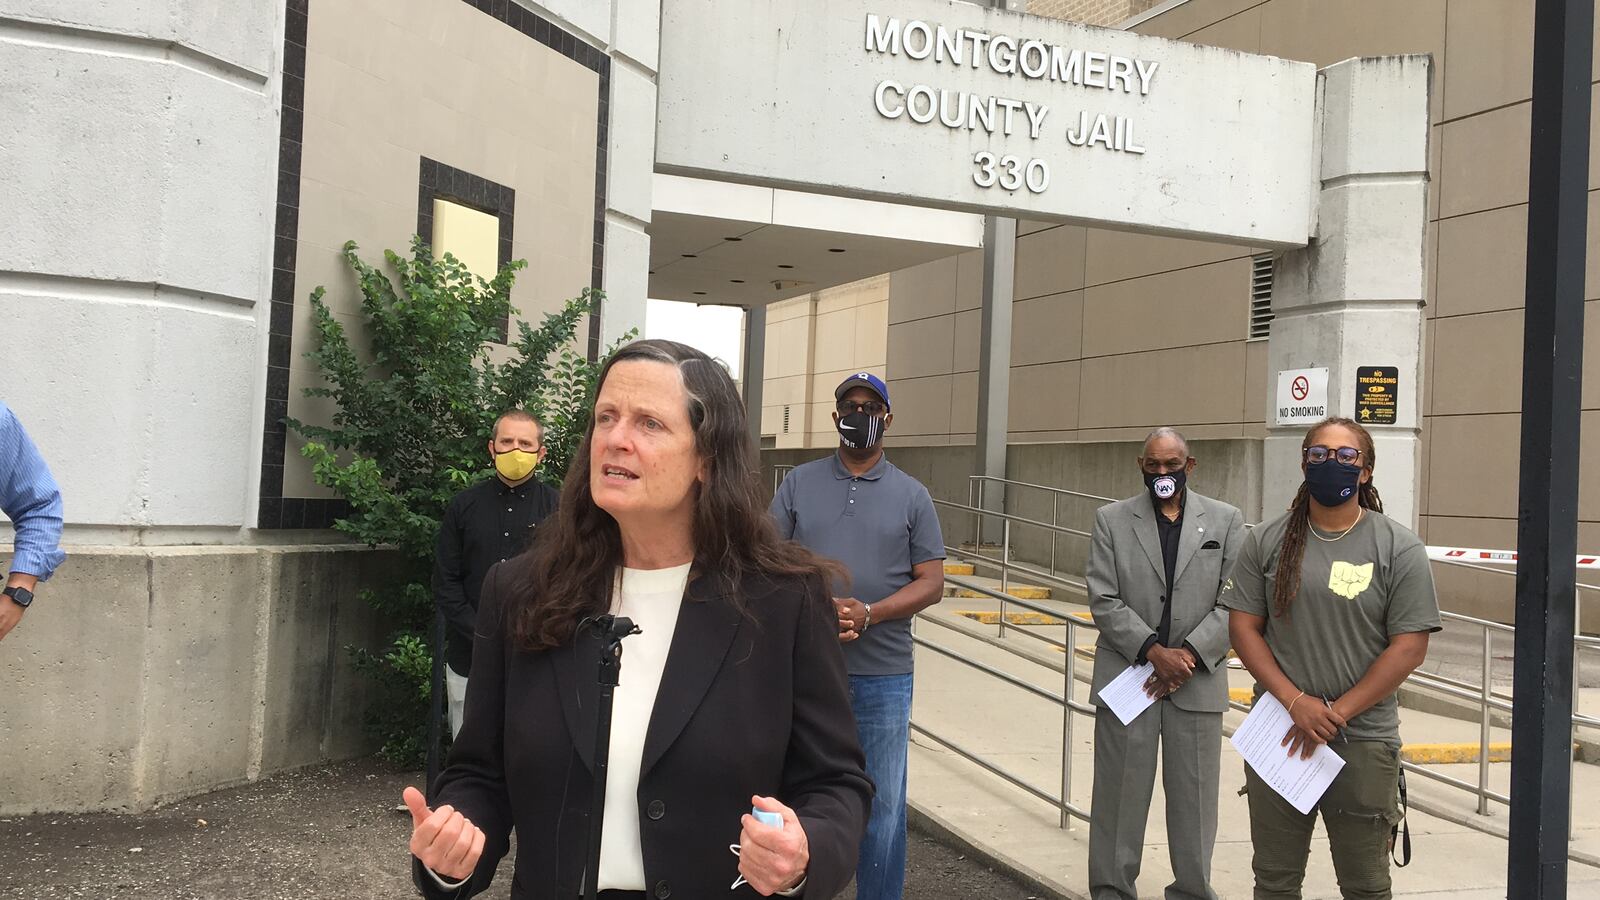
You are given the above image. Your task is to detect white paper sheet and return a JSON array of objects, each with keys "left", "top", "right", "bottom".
[
  {"left": 1096, "top": 662, "right": 1159, "bottom": 725},
  {"left": 1230, "top": 693, "right": 1346, "bottom": 814}
]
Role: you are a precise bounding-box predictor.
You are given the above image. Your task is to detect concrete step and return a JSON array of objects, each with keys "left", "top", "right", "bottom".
[
  {"left": 945, "top": 573, "right": 1052, "bottom": 601},
  {"left": 954, "top": 610, "right": 1065, "bottom": 626},
  {"left": 955, "top": 542, "right": 1005, "bottom": 559},
  {"left": 943, "top": 562, "right": 975, "bottom": 576}
]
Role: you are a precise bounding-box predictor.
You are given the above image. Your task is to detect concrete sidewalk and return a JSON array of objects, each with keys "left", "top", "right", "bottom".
[{"left": 908, "top": 603, "right": 1600, "bottom": 899}]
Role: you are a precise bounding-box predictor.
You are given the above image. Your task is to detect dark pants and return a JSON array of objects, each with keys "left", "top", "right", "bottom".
[{"left": 1243, "top": 740, "right": 1403, "bottom": 900}]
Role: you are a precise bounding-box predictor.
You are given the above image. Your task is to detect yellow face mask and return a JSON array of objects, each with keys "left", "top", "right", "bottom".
[{"left": 493, "top": 448, "right": 539, "bottom": 482}]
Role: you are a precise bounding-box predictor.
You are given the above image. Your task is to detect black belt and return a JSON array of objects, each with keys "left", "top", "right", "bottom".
[{"left": 597, "top": 893, "right": 647, "bottom": 900}]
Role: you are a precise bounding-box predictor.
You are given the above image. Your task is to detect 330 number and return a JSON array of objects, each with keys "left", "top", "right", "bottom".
[{"left": 973, "top": 152, "right": 1049, "bottom": 193}]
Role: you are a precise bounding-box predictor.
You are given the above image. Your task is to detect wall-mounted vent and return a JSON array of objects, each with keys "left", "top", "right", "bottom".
[{"left": 1249, "top": 252, "right": 1274, "bottom": 341}]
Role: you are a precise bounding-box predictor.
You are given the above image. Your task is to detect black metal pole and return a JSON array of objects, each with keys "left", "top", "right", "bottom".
[
  {"left": 583, "top": 615, "right": 638, "bottom": 900},
  {"left": 1509, "top": 0, "right": 1592, "bottom": 895},
  {"left": 584, "top": 655, "right": 620, "bottom": 900},
  {"left": 426, "top": 607, "right": 446, "bottom": 796}
]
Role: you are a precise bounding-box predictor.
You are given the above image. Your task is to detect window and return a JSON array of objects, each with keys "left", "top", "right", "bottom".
[
  {"left": 1248, "top": 252, "right": 1274, "bottom": 341},
  {"left": 432, "top": 199, "right": 500, "bottom": 286},
  {"left": 416, "top": 158, "right": 515, "bottom": 341}
]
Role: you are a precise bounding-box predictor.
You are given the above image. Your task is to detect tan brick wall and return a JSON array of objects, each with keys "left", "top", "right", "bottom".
[{"left": 1028, "top": 0, "right": 1161, "bottom": 27}]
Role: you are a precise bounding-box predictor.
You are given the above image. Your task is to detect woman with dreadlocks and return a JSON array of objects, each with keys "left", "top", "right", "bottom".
[{"left": 1221, "top": 417, "right": 1440, "bottom": 900}]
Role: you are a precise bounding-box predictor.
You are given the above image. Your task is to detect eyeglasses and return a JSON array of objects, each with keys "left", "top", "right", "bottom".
[
  {"left": 836, "top": 399, "right": 887, "bottom": 416},
  {"left": 1304, "top": 445, "right": 1362, "bottom": 465}
]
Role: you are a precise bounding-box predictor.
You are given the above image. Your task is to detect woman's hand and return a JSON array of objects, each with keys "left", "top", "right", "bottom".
[
  {"left": 404, "top": 786, "right": 485, "bottom": 881},
  {"left": 1282, "top": 695, "right": 1345, "bottom": 759},
  {"left": 738, "top": 795, "right": 809, "bottom": 896}
]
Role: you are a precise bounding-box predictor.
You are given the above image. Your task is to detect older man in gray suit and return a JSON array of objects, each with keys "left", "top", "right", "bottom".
[{"left": 1086, "top": 427, "right": 1245, "bottom": 900}]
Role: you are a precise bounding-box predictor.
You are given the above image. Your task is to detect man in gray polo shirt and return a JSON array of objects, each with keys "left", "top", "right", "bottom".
[{"left": 770, "top": 371, "right": 945, "bottom": 900}]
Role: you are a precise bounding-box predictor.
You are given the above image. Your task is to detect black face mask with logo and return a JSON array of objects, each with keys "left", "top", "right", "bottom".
[
  {"left": 1305, "top": 459, "right": 1363, "bottom": 507},
  {"left": 837, "top": 411, "right": 885, "bottom": 450},
  {"left": 1143, "top": 468, "right": 1186, "bottom": 504}
]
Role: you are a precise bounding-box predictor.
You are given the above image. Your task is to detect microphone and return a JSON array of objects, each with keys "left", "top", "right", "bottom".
[{"left": 582, "top": 614, "right": 642, "bottom": 644}]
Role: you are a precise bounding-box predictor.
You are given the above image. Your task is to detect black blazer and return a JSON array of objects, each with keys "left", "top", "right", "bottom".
[{"left": 413, "top": 562, "right": 873, "bottom": 900}]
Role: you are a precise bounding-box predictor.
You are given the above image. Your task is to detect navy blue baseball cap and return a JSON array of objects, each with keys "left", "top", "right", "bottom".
[{"left": 835, "top": 372, "right": 890, "bottom": 408}]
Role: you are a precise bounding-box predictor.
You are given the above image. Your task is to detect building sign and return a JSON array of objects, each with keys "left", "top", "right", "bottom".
[
  {"left": 1355, "top": 366, "right": 1398, "bottom": 425},
  {"left": 657, "top": 0, "right": 1318, "bottom": 246},
  {"left": 1275, "top": 367, "right": 1329, "bottom": 425}
]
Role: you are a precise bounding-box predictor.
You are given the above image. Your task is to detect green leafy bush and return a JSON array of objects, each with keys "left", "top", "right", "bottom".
[{"left": 287, "top": 237, "right": 626, "bottom": 762}]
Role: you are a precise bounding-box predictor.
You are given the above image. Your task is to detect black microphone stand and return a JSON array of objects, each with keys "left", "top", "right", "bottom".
[{"left": 582, "top": 614, "right": 641, "bottom": 900}]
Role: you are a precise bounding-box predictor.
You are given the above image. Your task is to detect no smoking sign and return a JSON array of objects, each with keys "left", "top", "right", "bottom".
[{"left": 1276, "top": 367, "right": 1328, "bottom": 425}]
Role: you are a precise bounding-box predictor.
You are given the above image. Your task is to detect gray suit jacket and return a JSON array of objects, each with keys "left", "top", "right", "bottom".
[{"left": 1086, "top": 490, "right": 1245, "bottom": 713}]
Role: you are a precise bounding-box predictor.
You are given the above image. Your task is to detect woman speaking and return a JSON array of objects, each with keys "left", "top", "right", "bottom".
[{"left": 402, "top": 339, "right": 872, "bottom": 899}]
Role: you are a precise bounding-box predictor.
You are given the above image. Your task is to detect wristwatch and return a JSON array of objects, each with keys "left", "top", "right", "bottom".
[
  {"left": 861, "top": 603, "right": 873, "bottom": 631},
  {"left": 3, "top": 585, "right": 34, "bottom": 609}
]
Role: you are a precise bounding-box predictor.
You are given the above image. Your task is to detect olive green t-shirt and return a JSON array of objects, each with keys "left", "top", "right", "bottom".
[{"left": 1221, "top": 510, "right": 1441, "bottom": 746}]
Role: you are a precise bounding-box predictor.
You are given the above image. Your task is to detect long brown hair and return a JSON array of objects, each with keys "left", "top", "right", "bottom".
[
  {"left": 1271, "top": 417, "right": 1385, "bottom": 618},
  {"left": 502, "top": 339, "right": 835, "bottom": 650}
]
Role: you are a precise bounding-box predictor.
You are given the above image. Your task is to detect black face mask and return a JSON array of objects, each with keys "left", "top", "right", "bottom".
[
  {"left": 1144, "top": 468, "right": 1186, "bottom": 504},
  {"left": 837, "top": 411, "right": 885, "bottom": 450},
  {"left": 1305, "top": 459, "right": 1362, "bottom": 507}
]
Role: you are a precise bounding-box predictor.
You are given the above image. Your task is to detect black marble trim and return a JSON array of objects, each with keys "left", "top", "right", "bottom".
[
  {"left": 257, "top": 0, "right": 311, "bottom": 530},
  {"left": 456, "top": 0, "right": 608, "bottom": 361},
  {"left": 259, "top": 0, "right": 610, "bottom": 530},
  {"left": 417, "top": 157, "right": 516, "bottom": 342}
]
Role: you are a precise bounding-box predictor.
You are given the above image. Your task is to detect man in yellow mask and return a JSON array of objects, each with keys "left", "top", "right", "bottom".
[{"left": 431, "top": 410, "right": 558, "bottom": 737}]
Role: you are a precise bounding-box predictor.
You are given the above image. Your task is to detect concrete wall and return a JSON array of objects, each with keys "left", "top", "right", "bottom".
[
  {"left": 764, "top": 437, "right": 1262, "bottom": 580},
  {"left": 0, "top": 544, "right": 392, "bottom": 815},
  {"left": 762, "top": 277, "right": 892, "bottom": 449},
  {"left": 283, "top": 0, "right": 604, "bottom": 498},
  {"left": 886, "top": 228, "right": 1266, "bottom": 448},
  {"left": 1118, "top": 0, "right": 1600, "bottom": 624},
  {"left": 807, "top": 0, "right": 1598, "bottom": 626},
  {"left": 1030, "top": 0, "right": 1163, "bottom": 28},
  {"left": 0, "top": 0, "right": 278, "bottom": 530},
  {"left": 0, "top": 0, "right": 664, "bottom": 814},
  {"left": 656, "top": 0, "right": 1317, "bottom": 246}
]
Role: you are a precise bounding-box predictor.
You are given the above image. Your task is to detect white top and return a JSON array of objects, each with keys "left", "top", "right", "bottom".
[{"left": 598, "top": 562, "right": 690, "bottom": 891}]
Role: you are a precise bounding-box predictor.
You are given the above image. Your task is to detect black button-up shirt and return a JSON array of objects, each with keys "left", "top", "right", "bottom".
[
  {"left": 1136, "top": 492, "right": 1189, "bottom": 666},
  {"left": 1153, "top": 495, "right": 1185, "bottom": 648},
  {"left": 432, "top": 476, "right": 559, "bottom": 675}
]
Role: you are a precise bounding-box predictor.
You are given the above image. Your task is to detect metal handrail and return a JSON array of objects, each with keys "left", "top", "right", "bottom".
[
  {"left": 934, "top": 497, "right": 1092, "bottom": 539},
  {"left": 967, "top": 475, "right": 1111, "bottom": 574},
  {"left": 773, "top": 463, "right": 796, "bottom": 493},
  {"left": 969, "top": 473, "right": 1117, "bottom": 504},
  {"left": 776, "top": 461, "right": 1594, "bottom": 831},
  {"left": 911, "top": 585, "right": 1095, "bottom": 828},
  {"left": 910, "top": 490, "right": 1597, "bottom": 847}
]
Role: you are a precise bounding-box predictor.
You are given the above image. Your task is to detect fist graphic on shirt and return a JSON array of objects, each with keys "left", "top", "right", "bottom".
[{"left": 1327, "top": 561, "right": 1374, "bottom": 600}]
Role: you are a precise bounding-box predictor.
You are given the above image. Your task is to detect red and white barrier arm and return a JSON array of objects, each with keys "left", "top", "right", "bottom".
[{"left": 1426, "top": 546, "right": 1600, "bottom": 569}]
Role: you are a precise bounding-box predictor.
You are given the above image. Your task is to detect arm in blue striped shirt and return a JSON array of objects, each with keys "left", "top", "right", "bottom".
[{"left": 1, "top": 402, "right": 66, "bottom": 581}]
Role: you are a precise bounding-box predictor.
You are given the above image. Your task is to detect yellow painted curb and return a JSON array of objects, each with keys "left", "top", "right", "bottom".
[
  {"left": 944, "top": 562, "right": 976, "bottom": 576},
  {"left": 955, "top": 586, "right": 1052, "bottom": 601},
  {"left": 1229, "top": 687, "right": 1255, "bottom": 706},
  {"left": 1401, "top": 742, "right": 1513, "bottom": 765},
  {"left": 955, "top": 610, "right": 1064, "bottom": 626}
]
